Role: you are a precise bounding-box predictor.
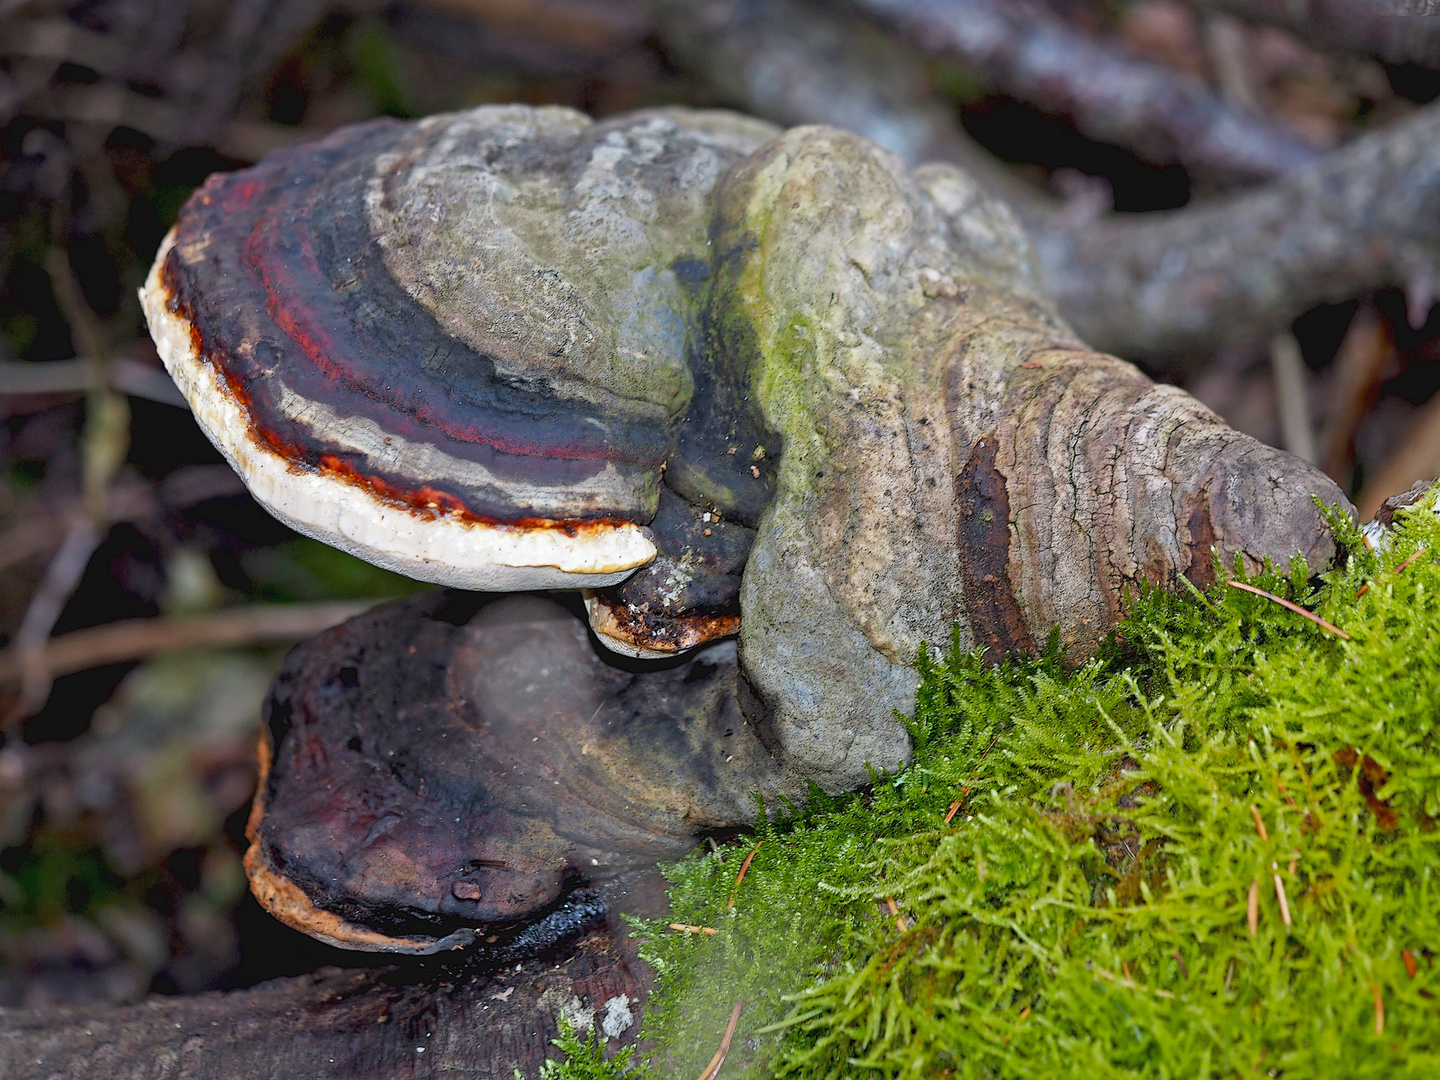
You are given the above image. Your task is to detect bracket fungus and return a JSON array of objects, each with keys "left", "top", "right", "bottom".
[{"left": 143, "top": 105, "right": 1350, "bottom": 954}]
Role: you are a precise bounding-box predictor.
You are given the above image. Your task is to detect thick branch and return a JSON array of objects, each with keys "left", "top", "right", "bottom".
[
  {"left": 842, "top": 0, "right": 1320, "bottom": 182},
  {"left": 653, "top": 0, "right": 1008, "bottom": 184},
  {"left": 1183, "top": 1, "right": 1440, "bottom": 68},
  {"left": 0, "top": 928, "right": 650, "bottom": 1080},
  {"left": 1039, "top": 100, "right": 1440, "bottom": 358}
]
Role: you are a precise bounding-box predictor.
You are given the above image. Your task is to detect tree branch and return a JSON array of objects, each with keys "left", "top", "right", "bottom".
[
  {"left": 1038, "top": 100, "right": 1440, "bottom": 358},
  {"left": 1182, "top": 1, "right": 1440, "bottom": 68},
  {"left": 842, "top": 0, "right": 1321, "bottom": 182}
]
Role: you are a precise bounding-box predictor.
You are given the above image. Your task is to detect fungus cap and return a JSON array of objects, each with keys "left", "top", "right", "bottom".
[{"left": 140, "top": 107, "right": 778, "bottom": 592}]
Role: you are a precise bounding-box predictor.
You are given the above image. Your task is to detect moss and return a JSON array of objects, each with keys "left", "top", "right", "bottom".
[{"left": 541, "top": 493, "right": 1440, "bottom": 1078}]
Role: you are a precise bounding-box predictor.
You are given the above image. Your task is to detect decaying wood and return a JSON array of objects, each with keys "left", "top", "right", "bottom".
[{"left": 0, "top": 924, "right": 652, "bottom": 1080}]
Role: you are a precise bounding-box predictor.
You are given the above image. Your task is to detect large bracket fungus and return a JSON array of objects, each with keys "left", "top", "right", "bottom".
[{"left": 142, "top": 106, "right": 1349, "bottom": 953}]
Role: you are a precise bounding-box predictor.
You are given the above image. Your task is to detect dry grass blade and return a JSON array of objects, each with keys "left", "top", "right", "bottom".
[
  {"left": 1356, "top": 545, "right": 1426, "bottom": 597},
  {"left": 695, "top": 1000, "right": 743, "bottom": 1080},
  {"left": 1226, "top": 581, "right": 1350, "bottom": 639},
  {"left": 1373, "top": 984, "right": 1385, "bottom": 1036},
  {"left": 944, "top": 799, "right": 962, "bottom": 824},
  {"left": 1249, "top": 804, "right": 1269, "bottom": 842},
  {"left": 1404, "top": 950, "right": 1419, "bottom": 979},
  {"left": 669, "top": 923, "right": 718, "bottom": 936},
  {"left": 884, "top": 896, "right": 908, "bottom": 932},
  {"left": 1273, "top": 873, "right": 1291, "bottom": 929},
  {"left": 727, "top": 841, "right": 763, "bottom": 909},
  {"left": 1320, "top": 304, "right": 1393, "bottom": 480},
  {"left": 0, "top": 601, "right": 378, "bottom": 715},
  {"left": 1247, "top": 879, "right": 1260, "bottom": 936},
  {"left": 1091, "top": 965, "right": 1176, "bottom": 999},
  {"left": 1270, "top": 333, "right": 1317, "bottom": 465},
  {"left": 1357, "top": 388, "right": 1440, "bottom": 520}
]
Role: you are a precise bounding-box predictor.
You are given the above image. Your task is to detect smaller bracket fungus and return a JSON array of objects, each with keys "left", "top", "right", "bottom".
[{"left": 245, "top": 593, "right": 790, "bottom": 954}]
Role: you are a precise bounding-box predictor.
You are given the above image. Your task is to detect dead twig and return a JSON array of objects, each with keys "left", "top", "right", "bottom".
[
  {"left": 1045, "top": 101, "right": 1440, "bottom": 359},
  {"left": 0, "top": 601, "right": 379, "bottom": 715},
  {"left": 845, "top": 0, "right": 1319, "bottom": 183},
  {"left": 0, "top": 466, "right": 245, "bottom": 573},
  {"left": 0, "top": 357, "right": 188, "bottom": 409},
  {"left": 4, "top": 515, "right": 103, "bottom": 723},
  {"left": 1273, "top": 872, "right": 1291, "bottom": 929},
  {"left": 1249, "top": 804, "right": 1270, "bottom": 842},
  {"left": 1247, "top": 878, "right": 1261, "bottom": 936},
  {"left": 1226, "top": 580, "right": 1351, "bottom": 640},
  {"left": 1180, "top": 1, "right": 1440, "bottom": 68},
  {"left": 1090, "top": 964, "right": 1176, "bottom": 999}
]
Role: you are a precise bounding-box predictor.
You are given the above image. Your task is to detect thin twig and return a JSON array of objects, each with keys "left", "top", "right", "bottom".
[
  {"left": 1404, "top": 950, "right": 1419, "bottom": 979},
  {"left": 727, "top": 841, "right": 763, "bottom": 909},
  {"left": 0, "top": 601, "right": 379, "bottom": 715},
  {"left": 1247, "top": 879, "right": 1260, "bottom": 936},
  {"left": 1395, "top": 547, "right": 1427, "bottom": 575},
  {"left": 4, "top": 515, "right": 102, "bottom": 723},
  {"left": 1225, "top": 581, "right": 1351, "bottom": 640},
  {"left": 668, "top": 923, "right": 718, "bottom": 936},
  {"left": 0, "top": 466, "right": 245, "bottom": 573},
  {"left": 944, "top": 799, "right": 962, "bottom": 824},
  {"left": 0, "top": 357, "right": 188, "bottom": 409},
  {"left": 1373, "top": 984, "right": 1385, "bottom": 1036},
  {"left": 695, "top": 1001, "right": 743, "bottom": 1080}
]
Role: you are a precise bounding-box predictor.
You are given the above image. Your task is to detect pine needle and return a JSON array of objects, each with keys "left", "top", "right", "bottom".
[{"left": 1226, "top": 580, "right": 1350, "bottom": 639}]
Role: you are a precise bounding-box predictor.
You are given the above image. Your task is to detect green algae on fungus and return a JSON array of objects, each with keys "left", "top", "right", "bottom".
[{"left": 537, "top": 492, "right": 1440, "bottom": 1079}]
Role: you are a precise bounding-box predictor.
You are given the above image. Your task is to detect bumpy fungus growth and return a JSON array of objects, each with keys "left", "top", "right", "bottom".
[{"left": 143, "top": 105, "right": 1349, "bottom": 952}]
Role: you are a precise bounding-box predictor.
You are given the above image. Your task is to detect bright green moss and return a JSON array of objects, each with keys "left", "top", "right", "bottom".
[{"left": 544, "top": 494, "right": 1440, "bottom": 1079}]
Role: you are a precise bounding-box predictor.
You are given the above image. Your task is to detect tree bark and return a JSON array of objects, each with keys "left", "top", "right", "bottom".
[
  {"left": 1041, "top": 100, "right": 1440, "bottom": 358},
  {"left": 0, "top": 925, "right": 652, "bottom": 1080}
]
